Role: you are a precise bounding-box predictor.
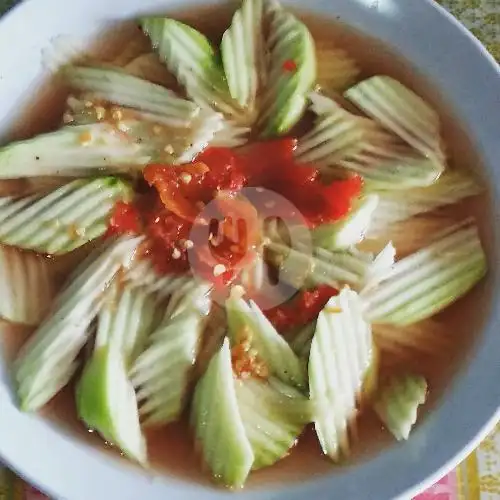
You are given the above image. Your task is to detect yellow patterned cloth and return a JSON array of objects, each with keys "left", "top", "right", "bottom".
[{"left": 0, "top": 0, "right": 498, "bottom": 499}]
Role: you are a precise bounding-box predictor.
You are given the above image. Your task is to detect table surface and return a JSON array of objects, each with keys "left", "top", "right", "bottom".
[{"left": 0, "top": 0, "right": 498, "bottom": 499}]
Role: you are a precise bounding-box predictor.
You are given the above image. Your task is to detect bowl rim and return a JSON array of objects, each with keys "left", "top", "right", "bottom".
[{"left": 0, "top": 0, "right": 499, "bottom": 499}]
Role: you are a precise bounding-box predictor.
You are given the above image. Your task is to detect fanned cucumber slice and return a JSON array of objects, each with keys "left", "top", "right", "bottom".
[
  {"left": 226, "top": 296, "right": 306, "bottom": 389},
  {"left": 0, "top": 124, "right": 151, "bottom": 178},
  {"left": 316, "top": 44, "right": 360, "bottom": 92},
  {"left": 345, "top": 76, "right": 445, "bottom": 163},
  {"left": 211, "top": 121, "right": 251, "bottom": 148},
  {"left": 259, "top": 3, "right": 316, "bottom": 136},
  {"left": 235, "top": 377, "right": 311, "bottom": 470},
  {"left": 191, "top": 338, "right": 254, "bottom": 488},
  {"left": 221, "top": 0, "right": 265, "bottom": 111},
  {"left": 0, "top": 177, "right": 133, "bottom": 254},
  {"left": 76, "top": 345, "right": 147, "bottom": 464},
  {"left": 367, "top": 170, "right": 483, "bottom": 236},
  {"left": 0, "top": 245, "right": 54, "bottom": 325},
  {"left": 296, "top": 93, "right": 443, "bottom": 189},
  {"left": 14, "top": 236, "right": 142, "bottom": 411},
  {"left": 289, "top": 322, "right": 316, "bottom": 360},
  {"left": 141, "top": 18, "right": 243, "bottom": 121},
  {"left": 309, "top": 288, "right": 374, "bottom": 460},
  {"left": 312, "top": 195, "right": 379, "bottom": 250},
  {"left": 65, "top": 66, "right": 199, "bottom": 128},
  {"left": 362, "top": 219, "right": 487, "bottom": 325},
  {"left": 374, "top": 374, "right": 427, "bottom": 441},
  {"left": 130, "top": 280, "right": 212, "bottom": 426}
]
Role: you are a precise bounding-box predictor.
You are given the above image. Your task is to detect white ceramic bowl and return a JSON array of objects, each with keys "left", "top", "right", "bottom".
[{"left": 0, "top": 0, "right": 499, "bottom": 499}]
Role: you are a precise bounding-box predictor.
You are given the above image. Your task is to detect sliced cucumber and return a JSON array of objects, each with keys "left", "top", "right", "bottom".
[
  {"left": 76, "top": 345, "right": 147, "bottom": 464},
  {"left": 362, "top": 219, "right": 487, "bottom": 325},
  {"left": 289, "top": 321, "right": 316, "bottom": 360},
  {"left": 141, "top": 18, "right": 243, "bottom": 121},
  {"left": 14, "top": 236, "right": 142, "bottom": 411},
  {"left": 312, "top": 195, "right": 379, "bottom": 250},
  {"left": 0, "top": 245, "right": 54, "bottom": 325},
  {"left": 130, "top": 280, "right": 212, "bottom": 426},
  {"left": 191, "top": 338, "right": 254, "bottom": 488},
  {"left": 367, "top": 170, "right": 483, "bottom": 236},
  {"left": 309, "top": 288, "right": 374, "bottom": 460},
  {"left": 345, "top": 76, "right": 445, "bottom": 164},
  {"left": 235, "top": 377, "right": 310, "bottom": 470},
  {"left": 65, "top": 66, "right": 199, "bottom": 128},
  {"left": 296, "top": 93, "right": 443, "bottom": 189},
  {"left": 211, "top": 121, "right": 251, "bottom": 148},
  {"left": 226, "top": 296, "right": 306, "bottom": 389},
  {"left": 374, "top": 374, "right": 427, "bottom": 441},
  {"left": 0, "top": 177, "right": 133, "bottom": 254},
  {"left": 316, "top": 45, "right": 359, "bottom": 92},
  {"left": 221, "top": 0, "right": 265, "bottom": 112},
  {"left": 0, "top": 124, "right": 151, "bottom": 178},
  {"left": 259, "top": 4, "right": 316, "bottom": 136}
]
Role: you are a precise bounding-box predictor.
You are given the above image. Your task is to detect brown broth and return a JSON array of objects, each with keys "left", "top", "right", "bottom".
[{"left": 0, "top": 3, "right": 495, "bottom": 490}]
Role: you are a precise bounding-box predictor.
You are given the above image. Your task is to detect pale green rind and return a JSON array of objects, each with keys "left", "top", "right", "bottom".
[
  {"left": 362, "top": 219, "right": 487, "bottom": 325},
  {"left": 221, "top": 0, "right": 265, "bottom": 110},
  {"left": 344, "top": 75, "right": 445, "bottom": 164},
  {"left": 374, "top": 374, "right": 427, "bottom": 441},
  {"left": 0, "top": 124, "right": 151, "bottom": 178},
  {"left": 260, "top": 5, "right": 316, "bottom": 136},
  {"left": 0, "top": 245, "right": 54, "bottom": 325},
  {"left": 130, "top": 280, "right": 212, "bottom": 426},
  {"left": 235, "top": 377, "right": 310, "bottom": 470},
  {"left": 225, "top": 296, "right": 306, "bottom": 389},
  {"left": 312, "top": 195, "right": 379, "bottom": 250},
  {"left": 0, "top": 177, "right": 133, "bottom": 254},
  {"left": 309, "top": 288, "right": 373, "bottom": 461},
  {"left": 76, "top": 346, "right": 147, "bottom": 464},
  {"left": 14, "top": 236, "right": 142, "bottom": 411},
  {"left": 191, "top": 338, "right": 254, "bottom": 488},
  {"left": 65, "top": 65, "right": 199, "bottom": 128}
]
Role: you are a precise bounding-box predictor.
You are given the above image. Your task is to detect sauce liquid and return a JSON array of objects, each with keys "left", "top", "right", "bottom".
[{"left": 0, "top": 4, "right": 495, "bottom": 489}]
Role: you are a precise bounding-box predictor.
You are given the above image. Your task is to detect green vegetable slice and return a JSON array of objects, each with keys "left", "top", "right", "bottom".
[
  {"left": 374, "top": 374, "right": 427, "bottom": 441},
  {"left": 191, "top": 338, "right": 254, "bottom": 488},
  {"left": 226, "top": 295, "right": 306, "bottom": 389},
  {"left": 345, "top": 76, "right": 445, "bottom": 164},
  {"left": 0, "top": 245, "right": 54, "bottom": 325},
  {"left": 315, "top": 44, "right": 360, "bottom": 92},
  {"left": 309, "top": 288, "right": 374, "bottom": 460},
  {"left": 312, "top": 195, "right": 379, "bottom": 250},
  {"left": 289, "top": 322, "right": 316, "bottom": 360},
  {"left": 362, "top": 219, "right": 487, "bottom": 325},
  {"left": 221, "top": 0, "right": 265, "bottom": 113},
  {"left": 64, "top": 65, "right": 199, "bottom": 128},
  {"left": 0, "top": 124, "right": 151, "bottom": 178},
  {"left": 259, "top": 2, "right": 316, "bottom": 136},
  {"left": 0, "top": 177, "right": 133, "bottom": 254},
  {"left": 14, "top": 236, "right": 142, "bottom": 411},
  {"left": 236, "top": 377, "right": 312, "bottom": 470},
  {"left": 130, "top": 280, "right": 212, "bottom": 426}
]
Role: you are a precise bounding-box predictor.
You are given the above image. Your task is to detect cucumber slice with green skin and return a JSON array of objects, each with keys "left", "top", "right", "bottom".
[
  {"left": 130, "top": 280, "right": 212, "bottom": 426},
  {"left": 260, "top": 5, "right": 316, "bottom": 136},
  {"left": 191, "top": 338, "right": 254, "bottom": 488},
  {"left": 221, "top": 0, "right": 265, "bottom": 111},
  {"left": 344, "top": 76, "right": 445, "bottom": 164},
  {"left": 312, "top": 195, "right": 379, "bottom": 251},
  {"left": 0, "top": 245, "right": 54, "bottom": 325},
  {"left": 14, "top": 236, "right": 142, "bottom": 411},
  {"left": 235, "top": 377, "right": 311, "bottom": 470},
  {"left": 309, "top": 288, "right": 374, "bottom": 461},
  {"left": 289, "top": 321, "right": 316, "bottom": 360},
  {"left": 361, "top": 219, "right": 487, "bottom": 325},
  {"left": 366, "top": 170, "right": 483, "bottom": 237},
  {"left": 374, "top": 374, "right": 427, "bottom": 441},
  {"left": 64, "top": 66, "right": 200, "bottom": 128},
  {"left": 226, "top": 296, "right": 306, "bottom": 389},
  {"left": 296, "top": 92, "right": 443, "bottom": 189},
  {"left": 0, "top": 177, "right": 133, "bottom": 255},
  {"left": 0, "top": 124, "right": 151, "bottom": 179},
  {"left": 76, "top": 346, "right": 147, "bottom": 464},
  {"left": 141, "top": 18, "right": 244, "bottom": 122}
]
